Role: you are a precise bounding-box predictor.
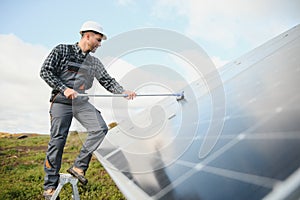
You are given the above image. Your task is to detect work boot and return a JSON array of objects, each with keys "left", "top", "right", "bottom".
[
  {"left": 67, "top": 166, "right": 88, "bottom": 185},
  {"left": 43, "top": 188, "right": 60, "bottom": 200}
]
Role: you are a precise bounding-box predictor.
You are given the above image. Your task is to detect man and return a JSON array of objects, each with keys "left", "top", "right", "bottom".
[{"left": 40, "top": 21, "right": 136, "bottom": 199}]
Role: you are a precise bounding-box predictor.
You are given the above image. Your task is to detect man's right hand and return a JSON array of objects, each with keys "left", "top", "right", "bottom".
[{"left": 64, "top": 88, "right": 78, "bottom": 99}]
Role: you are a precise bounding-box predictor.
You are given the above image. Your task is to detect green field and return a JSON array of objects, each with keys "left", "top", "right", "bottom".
[{"left": 0, "top": 132, "right": 125, "bottom": 200}]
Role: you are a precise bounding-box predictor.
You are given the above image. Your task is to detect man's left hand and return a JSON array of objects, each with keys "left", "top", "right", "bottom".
[{"left": 122, "top": 90, "right": 136, "bottom": 100}]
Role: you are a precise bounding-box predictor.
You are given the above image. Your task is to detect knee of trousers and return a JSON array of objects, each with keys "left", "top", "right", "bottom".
[
  {"left": 102, "top": 124, "right": 108, "bottom": 134},
  {"left": 92, "top": 121, "right": 108, "bottom": 133},
  {"left": 86, "top": 126, "right": 108, "bottom": 147},
  {"left": 49, "top": 137, "right": 67, "bottom": 151},
  {"left": 92, "top": 124, "right": 108, "bottom": 137}
]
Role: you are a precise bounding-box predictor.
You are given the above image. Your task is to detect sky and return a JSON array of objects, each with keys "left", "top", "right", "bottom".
[{"left": 0, "top": 0, "right": 299, "bottom": 134}]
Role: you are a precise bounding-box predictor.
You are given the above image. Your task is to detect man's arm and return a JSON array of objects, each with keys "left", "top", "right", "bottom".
[
  {"left": 94, "top": 59, "right": 125, "bottom": 94},
  {"left": 40, "top": 45, "right": 68, "bottom": 93},
  {"left": 40, "top": 45, "right": 78, "bottom": 99}
]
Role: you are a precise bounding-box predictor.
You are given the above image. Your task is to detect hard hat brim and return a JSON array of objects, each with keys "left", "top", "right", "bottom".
[{"left": 80, "top": 30, "right": 107, "bottom": 40}]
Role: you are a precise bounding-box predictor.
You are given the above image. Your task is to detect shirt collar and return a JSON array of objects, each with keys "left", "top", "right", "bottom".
[{"left": 75, "top": 43, "right": 88, "bottom": 57}]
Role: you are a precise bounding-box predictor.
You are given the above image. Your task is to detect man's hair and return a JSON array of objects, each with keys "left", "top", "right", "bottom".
[{"left": 81, "top": 31, "right": 104, "bottom": 38}]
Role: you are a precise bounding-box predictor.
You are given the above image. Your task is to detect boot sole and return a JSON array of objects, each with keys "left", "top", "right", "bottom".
[{"left": 67, "top": 168, "right": 88, "bottom": 185}]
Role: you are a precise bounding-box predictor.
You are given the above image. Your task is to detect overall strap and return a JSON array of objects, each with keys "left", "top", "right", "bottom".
[{"left": 67, "top": 44, "right": 76, "bottom": 61}]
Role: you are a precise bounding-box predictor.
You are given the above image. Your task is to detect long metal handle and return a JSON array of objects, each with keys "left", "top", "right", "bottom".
[{"left": 77, "top": 93, "right": 182, "bottom": 97}]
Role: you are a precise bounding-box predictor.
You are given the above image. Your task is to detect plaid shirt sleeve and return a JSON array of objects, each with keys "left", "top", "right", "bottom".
[
  {"left": 40, "top": 44, "right": 68, "bottom": 93},
  {"left": 93, "top": 57, "right": 124, "bottom": 94}
]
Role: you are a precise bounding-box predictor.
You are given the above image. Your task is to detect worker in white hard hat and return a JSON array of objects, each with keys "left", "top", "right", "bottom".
[{"left": 40, "top": 21, "right": 136, "bottom": 199}]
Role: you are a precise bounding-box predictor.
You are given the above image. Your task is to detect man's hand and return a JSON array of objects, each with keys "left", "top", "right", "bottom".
[
  {"left": 64, "top": 88, "right": 78, "bottom": 99},
  {"left": 122, "top": 90, "right": 136, "bottom": 100}
]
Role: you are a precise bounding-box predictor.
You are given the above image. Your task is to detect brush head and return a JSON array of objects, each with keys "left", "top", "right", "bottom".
[{"left": 176, "top": 91, "right": 185, "bottom": 101}]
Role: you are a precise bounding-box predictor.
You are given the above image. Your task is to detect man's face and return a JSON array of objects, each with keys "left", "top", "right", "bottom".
[{"left": 87, "top": 32, "right": 103, "bottom": 53}]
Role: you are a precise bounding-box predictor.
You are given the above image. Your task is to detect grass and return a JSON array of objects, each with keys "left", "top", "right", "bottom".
[{"left": 0, "top": 132, "right": 125, "bottom": 200}]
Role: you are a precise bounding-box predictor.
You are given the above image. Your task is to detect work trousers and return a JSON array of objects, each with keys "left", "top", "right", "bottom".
[{"left": 43, "top": 102, "right": 108, "bottom": 190}]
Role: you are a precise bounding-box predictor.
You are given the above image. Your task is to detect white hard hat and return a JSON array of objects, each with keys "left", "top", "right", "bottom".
[{"left": 79, "top": 21, "right": 107, "bottom": 40}]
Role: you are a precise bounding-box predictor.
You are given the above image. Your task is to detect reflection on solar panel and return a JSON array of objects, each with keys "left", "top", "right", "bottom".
[{"left": 94, "top": 24, "right": 300, "bottom": 200}]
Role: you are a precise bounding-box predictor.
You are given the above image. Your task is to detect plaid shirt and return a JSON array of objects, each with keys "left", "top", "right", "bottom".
[{"left": 40, "top": 43, "right": 124, "bottom": 94}]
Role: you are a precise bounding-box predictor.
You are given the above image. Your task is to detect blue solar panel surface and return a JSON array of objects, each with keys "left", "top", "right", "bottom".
[{"left": 94, "top": 25, "right": 300, "bottom": 200}]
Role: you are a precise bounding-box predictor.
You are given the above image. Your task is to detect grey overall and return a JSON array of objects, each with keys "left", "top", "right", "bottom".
[
  {"left": 41, "top": 44, "right": 121, "bottom": 190},
  {"left": 44, "top": 101, "right": 108, "bottom": 189}
]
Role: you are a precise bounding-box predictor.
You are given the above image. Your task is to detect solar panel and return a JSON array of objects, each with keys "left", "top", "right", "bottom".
[{"left": 94, "top": 24, "right": 300, "bottom": 200}]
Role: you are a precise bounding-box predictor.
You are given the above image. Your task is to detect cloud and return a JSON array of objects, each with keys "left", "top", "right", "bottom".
[
  {"left": 0, "top": 34, "right": 167, "bottom": 133},
  {"left": 151, "top": 0, "right": 300, "bottom": 55},
  {"left": 0, "top": 34, "right": 50, "bottom": 133},
  {"left": 0, "top": 34, "right": 172, "bottom": 134},
  {"left": 0, "top": 34, "right": 141, "bottom": 133}
]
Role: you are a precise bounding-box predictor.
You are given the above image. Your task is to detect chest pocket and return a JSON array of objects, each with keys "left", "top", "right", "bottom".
[
  {"left": 67, "top": 61, "right": 85, "bottom": 90},
  {"left": 60, "top": 46, "right": 95, "bottom": 91}
]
